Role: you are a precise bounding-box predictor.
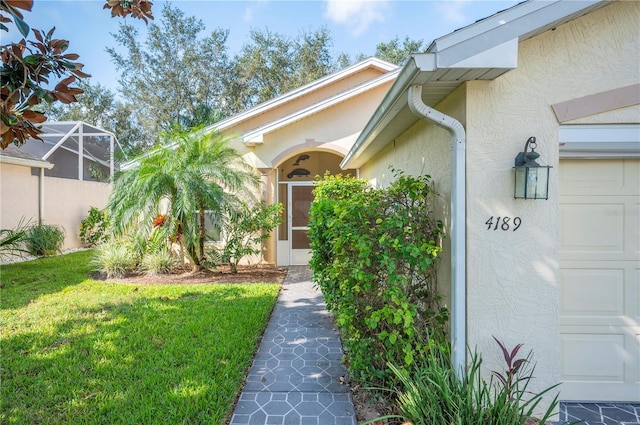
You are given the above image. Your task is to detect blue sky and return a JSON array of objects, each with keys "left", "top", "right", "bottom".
[{"left": 6, "top": 0, "right": 517, "bottom": 93}]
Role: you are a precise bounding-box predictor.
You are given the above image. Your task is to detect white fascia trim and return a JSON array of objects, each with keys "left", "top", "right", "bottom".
[
  {"left": 341, "top": 54, "right": 438, "bottom": 169},
  {"left": 0, "top": 155, "right": 54, "bottom": 169},
  {"left": 429, "top": 0, "right": 604, "bottom": 67},
  {"left": 241, "top": 70, "right": 400, "bottom": 145},
  {"left": 560, "top": 124, "right": 640, "bottom": 158},
  {"left": 207, "top": 57, "right": 398, "bottom": 133}
]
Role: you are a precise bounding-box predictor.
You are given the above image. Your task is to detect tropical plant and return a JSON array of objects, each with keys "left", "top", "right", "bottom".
[
  {"left": 23, "top": 223, "right": 64, "bottom": 257},
  {"left": 140, "top": 249, "right": 178, "bottom": 276},
  {"left": 210, "top": 201, "right": 282, "bottom": 273},
  {"left": 79, "top": 206, "right": 111, "bottom": 247},
  {"left": 92, "top": 241, "right": 135, "bottom": 278},
  {"left": 0, "top": 219, "right": 29, "bottom": 260},
  {"left": 108, "top": 127, "right": 258, "bottom": 271},
  {"left": 370, "top": 338, "right": 580, "bottom": 425}
]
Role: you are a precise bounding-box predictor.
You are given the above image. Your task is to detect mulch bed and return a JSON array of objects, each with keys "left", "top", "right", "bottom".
[{"left": 92, "top": 264, "right": 288, "bottom": 285}]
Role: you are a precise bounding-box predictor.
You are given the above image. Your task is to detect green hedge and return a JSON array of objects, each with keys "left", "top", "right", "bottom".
[{"left": 308, "top": 171, "right": 448, "bottom": 387}]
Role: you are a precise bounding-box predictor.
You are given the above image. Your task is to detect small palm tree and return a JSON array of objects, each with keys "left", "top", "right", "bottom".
[{"left": 108, "top": 127, "right": 258, "bottom": 270}]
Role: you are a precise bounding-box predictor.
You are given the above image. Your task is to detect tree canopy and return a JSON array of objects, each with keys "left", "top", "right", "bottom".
[
  {"left": 4, "top": 0, "right": 426, "bottom": 153},
  {"left": 0, "top": 0, "right": 153, "bottom": 149},
  {"left": 107, "top": 4, "right": 230, "bottom": 138}
]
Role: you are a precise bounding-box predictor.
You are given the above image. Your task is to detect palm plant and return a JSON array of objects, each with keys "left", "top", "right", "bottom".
[{"left": 108, "top": 127, "right": 258, "bottom": 270}]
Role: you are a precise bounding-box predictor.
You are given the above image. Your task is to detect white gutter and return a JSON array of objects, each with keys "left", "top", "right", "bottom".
[
  {"left": 0, "top": 156, "right": 54, "bottom": 169},
  {"left": 408, "top": 84, "right": 466, "bottom": 379}
]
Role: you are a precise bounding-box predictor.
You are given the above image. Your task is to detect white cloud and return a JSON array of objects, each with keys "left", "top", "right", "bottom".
[
  {"left": 434, "top": 1, "right": 471, "bottom": 26},
  {"left": 243, "top": 6, "right": 254, "bottom": 22},
  {"left": 324, "top": 0, "right": 390, "bottom": 36}
]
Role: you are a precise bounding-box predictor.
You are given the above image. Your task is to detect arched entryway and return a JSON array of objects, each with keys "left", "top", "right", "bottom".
[{"left": 275, "top": 150, "right": 354, "bottom": 265}]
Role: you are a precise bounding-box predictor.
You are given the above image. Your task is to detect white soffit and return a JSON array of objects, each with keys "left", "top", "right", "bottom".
[{"left": 560, "top": 124, "right": 640, "bottom": 158}]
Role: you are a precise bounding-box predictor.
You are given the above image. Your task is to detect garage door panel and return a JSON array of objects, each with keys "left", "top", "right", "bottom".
[
  {"left": 560, "top": 327, "right": 639, "bottom": 402},
  {"left": 560, "top": 268, "right": 625, "bottom": 318},
  {"left": 560, "top": 200, "right": 625, "bottom": 257},
  {"left": 561, "top": 332, "right": 626, "bottom": 382},
  {"left": 560, "top": 158, "right": 640, "bottom": 402},
  {"left": 560, "top": 159, "right": 625, "bottom": 192}
]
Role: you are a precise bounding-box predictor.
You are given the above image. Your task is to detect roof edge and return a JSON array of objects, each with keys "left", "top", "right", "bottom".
[
  {"left": 206, "top": 57, "right": 399, "bottom": 133},
  {"left": 0, "top": 154, "right": 54, "bottom": 169}
]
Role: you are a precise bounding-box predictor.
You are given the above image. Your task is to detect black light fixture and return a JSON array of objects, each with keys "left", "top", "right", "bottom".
[{"left": 514, "top": 137, "right": 551, "bottom": 200}]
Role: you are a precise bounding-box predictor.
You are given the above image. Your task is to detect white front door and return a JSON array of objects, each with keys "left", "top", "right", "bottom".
[
  {"left": 288, "top": 184, "right": 314, "bottom": 265},
  {"left": 559, "top": 158, "right": 640, "bottom": 402}
]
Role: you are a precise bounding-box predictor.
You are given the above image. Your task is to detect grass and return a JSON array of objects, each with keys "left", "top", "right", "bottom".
[{"left": 0, "top": 251, "right": 281, "bottom": 425}]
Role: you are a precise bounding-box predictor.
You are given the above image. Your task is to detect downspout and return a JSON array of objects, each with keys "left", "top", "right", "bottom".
[
  {"left": 39, "top": 167, "right": 45, "bottom": 225},
  {"left": 408, "top": 85, "right": 466, "bottom": 378}
]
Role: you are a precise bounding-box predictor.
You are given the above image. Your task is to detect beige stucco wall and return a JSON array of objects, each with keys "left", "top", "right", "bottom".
[
  {"left": 218, "top": 71, "right": 393, "bottom": 266},
  {"left": 1, "top": 163, "right": 40, "bottom": 229},
  {"left": 357, "top": 85, "right": 468, "bottom": 309},
  {"left": 466, "top": 1, "right": 638, "bottom": 396},
  {"left": 1, "top": 163, "right": 111, "bottom": 251},
  {"left": 353, "top": 0, "right": 639, "bottom": 404}
]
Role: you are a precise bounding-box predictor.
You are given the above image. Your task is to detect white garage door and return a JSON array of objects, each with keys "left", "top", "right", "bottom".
[{"left": 559, "top": 158, "right": 640, "bottom": 402}]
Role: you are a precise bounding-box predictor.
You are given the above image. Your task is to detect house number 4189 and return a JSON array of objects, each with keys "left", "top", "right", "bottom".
[{"left": 485, "top": 216, "right": 522, "bottom": 231}]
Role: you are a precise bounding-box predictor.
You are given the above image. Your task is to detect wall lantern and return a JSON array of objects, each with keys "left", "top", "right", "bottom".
[{"left": 514, "top": 137, "right": 551, "bottom": 200}]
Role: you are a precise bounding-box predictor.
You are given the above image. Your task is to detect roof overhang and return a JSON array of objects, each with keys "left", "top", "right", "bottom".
[
  {"left": 204, "top": 57, "right": 398, "bottom": 135},
  {"left": 341, "top": 0, "right": 608, "bottom": 169},
  {"left": 241, "top": 70, "right": 399, "bottom": 146},
  {"left": 0, "top": 152, "right": 54, "bottom": 169}
]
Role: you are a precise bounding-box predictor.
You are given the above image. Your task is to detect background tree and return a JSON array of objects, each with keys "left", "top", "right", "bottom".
[
  {"left": 106, "top": 3, "right": 230, "bottom": 138},
  {"left": 108, "top": 128, "right": 258, "bottom": 270},
  {"left": 43, "top": 79, "right": 149, "bottom": 157},
  {"left": 223, "top": 27, "right": 343, "bottom": 114},
  {"left": 1, "top": 0, "right": 153, "bottom": 149},
  {"left": 372, "top": 36, "right": 425, "bottom": 65}
]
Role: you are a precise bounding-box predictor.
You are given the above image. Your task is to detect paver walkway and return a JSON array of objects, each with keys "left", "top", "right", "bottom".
[
  {"left": 559, "top": 402, "right": 640, "bottom": 425},
  {"left": 229, "top": 266, "right": 357, "bottom": 425}
]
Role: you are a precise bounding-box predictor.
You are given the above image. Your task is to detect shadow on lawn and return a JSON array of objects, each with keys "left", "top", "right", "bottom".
[
  {"left": 0, "top": 251, "right": 95, "bottom": 310},
  {"left": 1, "top": 286, "right": 278, "bottom": 424}
]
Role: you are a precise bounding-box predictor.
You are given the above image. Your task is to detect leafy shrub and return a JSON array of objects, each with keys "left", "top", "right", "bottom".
[
  {"left": 308, "top": 171, "right": 447, "bottom": 387},
  {"left": 79, "top": 207, "right": 110, "bottom": 247},
  {"left": 141, "top": 249, "right": 178, "bottom": 275},
  {"left": 209, "top": 201, "right": 282, "bottom": 273},
  {"left": 377, "top": 338, "right": 577, "bottom": 425},
  {"left": 24, "top": 224, "right": 65, "bottom": 257},
  {"left": 92, "top": 242, "right": 136, "bottom": 278}
]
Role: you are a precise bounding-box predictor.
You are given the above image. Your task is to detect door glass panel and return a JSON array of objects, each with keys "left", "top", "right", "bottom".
[
  {"left": 292, "top": 230, "right": 310, "bottom": 249},
  {"left": 291, "top": 186, "right": 314, "bottom": 227}
]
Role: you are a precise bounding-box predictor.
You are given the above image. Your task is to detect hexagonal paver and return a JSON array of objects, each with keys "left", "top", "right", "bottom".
[{"left": 229, "top": 266, "right": 356, "bottom": 425}]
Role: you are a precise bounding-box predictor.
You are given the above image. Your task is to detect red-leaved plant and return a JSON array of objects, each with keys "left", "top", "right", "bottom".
[{"left": 492, "top": 336, "right": 529, "bottom": 400}]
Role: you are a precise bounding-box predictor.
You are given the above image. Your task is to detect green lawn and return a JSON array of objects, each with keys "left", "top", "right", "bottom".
[{"left": 0, "top": 251, "right": 281, "bottom": 425}]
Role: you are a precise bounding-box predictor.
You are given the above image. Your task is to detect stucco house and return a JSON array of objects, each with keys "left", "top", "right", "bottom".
[
  {"left": 0, "top": 121, "right": 119, "bottom": 250},
  {"left": 213, "top": 0, "right": 638, "bottom": 407},
  {"left": 338, "top": 0, "right": 639, "bottom": 404},
  {"left": 206, "top": 58, "right": 399, "bottom": 266}
]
